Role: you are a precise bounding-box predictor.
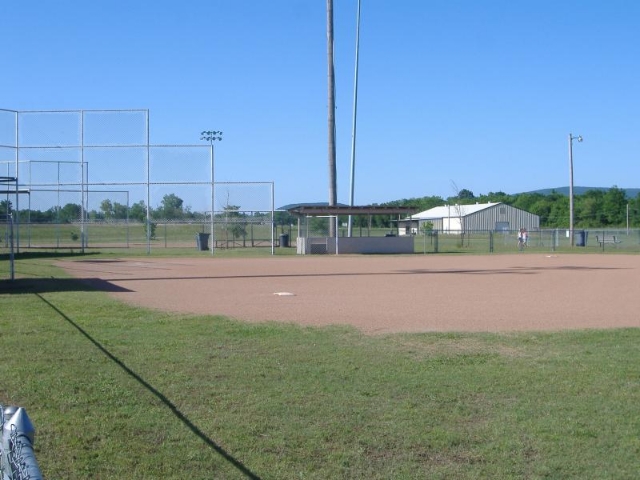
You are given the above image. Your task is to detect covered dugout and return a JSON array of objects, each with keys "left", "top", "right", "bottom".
[{"left": 285, "top": 204, "right": 419, "bottom": 254}]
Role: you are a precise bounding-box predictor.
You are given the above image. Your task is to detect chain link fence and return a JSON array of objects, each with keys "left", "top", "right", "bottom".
[
  {"left": 278, "top": 213, "right": 640, "bottom": 255},
  {"left": 414, "top": 228, "right": 640, "bottom": 254},
  {"left": 0, "top": 109, "right": 275, "bottom": 257},
  {"left": 1, "top": 405, "right": 43, "bottom": 480},
  {"left": 0, "top": 214, "right": 15, "bottom": 281}
]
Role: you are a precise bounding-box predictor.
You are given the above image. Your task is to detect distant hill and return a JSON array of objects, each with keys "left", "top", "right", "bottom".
[{"left": 523, "top": 186, "right": 640, "bottom": 198}]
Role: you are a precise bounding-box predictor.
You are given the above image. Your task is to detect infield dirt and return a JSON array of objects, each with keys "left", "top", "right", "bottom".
[{"left": 58, "top": 254, "right": 640, "bottom": 334}]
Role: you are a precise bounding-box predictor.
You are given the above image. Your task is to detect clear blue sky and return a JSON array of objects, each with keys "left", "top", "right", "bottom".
[{"left": 2, "top": 0, "right": 639, "bottom": 209}]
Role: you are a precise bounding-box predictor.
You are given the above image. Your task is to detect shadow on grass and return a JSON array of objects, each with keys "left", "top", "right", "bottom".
[
  {"left": 2, "top": 251, "right": 101, "bottom": 260},
  {"left": 0, "top": 278, "right": 132, "bottom": 294},
  {"left": 35, "top": 293, "right": 262, "bottom": 480}
]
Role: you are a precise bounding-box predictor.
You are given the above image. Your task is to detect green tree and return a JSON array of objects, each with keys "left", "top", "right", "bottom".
[
  {"left": 113, "top": 202, "right": 129, "bottom": 219},
  {"left": 475, "top": 191, "right": 513, "bottom": 204},
  {"left": 274, "top": 211, "right": 296, "bottom": 232},
  {"left": 130, "top": 201, "right": 148, "bottom": 222},
  {"left": 457, "top": 188, "right": 475, "bottom": 201},
  {"left": 512, "top": 193, "right": 544, "bottom": 213},
  {"left": 230, "top": 223, "right": 247, "bottom": 242},
  {"left": 545, "top": 194, "right": 568, "bottom": 228},
  {"left": 0, "top": 199, "right": 12, "bottom": 215},
  {"left": 309, "top": 216, "right": 331, "bottom": 234},
  {"left": 576, "top": 189, "right": 605, "bottom": 227},
  {"left": 447, "top": 182, "right": 475, "bottom": 205},
  {"left": 144, "top": 221, "right": 157, "bottom": 240},
  {"left": 160, "top": 194, "right": 184, "bottom": 219},
  {"left": 222, "top": 204, "right": 247, "bottom": 246},
  {"left": 100, "top": 199, "right": 114, "bottom": 219},
  {"left": 629, "top": 193, "right": 640, "bottom": 227},
  {"left": 602, "top": 186, "right": 627, "bottom": 226},
  {"left": 420, "top": 221, "right": 434, "bottom": 234},
  {"left": 384, "top": 195, "right": 444, "bottom": 212},
  {"left": 526, "top": 198, "right": 552, "bottom": 224},
  {"left": 59, "top": 203, "right": 82, "bottom": 223}
]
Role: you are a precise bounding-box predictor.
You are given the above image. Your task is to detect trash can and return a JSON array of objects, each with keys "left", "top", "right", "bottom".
[
  {"left": 196, "top": 233, "right": 210, "bottom": 251},
  {"left": 574, "top": 230, "right": 587, "bottom": 247},
  {"left": 279, "top": 233, "right": 289, "bottom": 248}
]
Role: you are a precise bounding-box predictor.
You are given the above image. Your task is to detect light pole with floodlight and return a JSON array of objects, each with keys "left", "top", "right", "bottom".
[
  {"left": 568, "top": 133, "right": 582, "bottom": 247},
  {"left": 201, "top": 130, "right": 223, "bottom": 254}
]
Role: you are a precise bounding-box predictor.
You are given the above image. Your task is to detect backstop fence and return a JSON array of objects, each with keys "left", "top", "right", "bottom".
[
  {"left": 0, "top": 108, "right": 275, "bottom": 257},
  {"left": 0, "top": 213, "right": 15, "bottom": 281}
]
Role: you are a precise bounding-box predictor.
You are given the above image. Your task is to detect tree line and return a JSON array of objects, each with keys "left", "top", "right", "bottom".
[
  {"left": 273, "top": 186, "right": 640, "bottom": 230},
  {"left": 3, "top": 187, "right": 639, "bottom": 229},
  {"left": 1, "top": 193, "right": 264, "bottom": 224},
  {"left": 381, "top": 186, "right": 638, "bottom": 229}
]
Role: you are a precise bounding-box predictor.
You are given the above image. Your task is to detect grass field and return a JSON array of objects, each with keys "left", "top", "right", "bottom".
[
  {"left": 3, "top": 221, "right": 278, "bottom": 250},
  {"left": 1, "top": 255, "right": 640, "bottom": 479}
]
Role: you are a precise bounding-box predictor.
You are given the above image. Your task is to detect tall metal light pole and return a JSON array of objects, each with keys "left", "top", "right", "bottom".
[
  {"left": 327, "top": 0, "right": 337, "bottom": 237},
  {"left": 201, "top": 130, "right": 223, "bottom": 254},
  {"left": 568, "top": 133, "right": 582, "bottom": 247},
  {"left": 347, "top": 0, "right": 362, "bottom": 237}
]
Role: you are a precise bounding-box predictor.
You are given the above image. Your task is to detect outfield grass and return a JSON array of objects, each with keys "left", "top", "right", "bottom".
[{"left": 1, "top": 257, "right": 639, "bottom": 479}]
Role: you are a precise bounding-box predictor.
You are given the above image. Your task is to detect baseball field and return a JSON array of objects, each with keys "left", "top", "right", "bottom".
[
  {"left": 57, "top": 253, "right": 640, "bottom": 334},
  {"left": 1, "top": 252, "right": 639, "bottom": 478}
]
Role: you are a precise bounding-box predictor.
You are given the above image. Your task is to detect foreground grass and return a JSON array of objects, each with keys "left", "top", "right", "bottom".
[{"left": 1, "top": 261, "right": 639, "bottom": 479}]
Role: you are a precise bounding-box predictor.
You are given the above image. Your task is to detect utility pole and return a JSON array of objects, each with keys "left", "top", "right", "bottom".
[
  {"left": 347, "top": 0, "right": 362, "bottom": 237},
  {"left": 568, "top": 133, "right": 582, "bottom": 247},
  {"left": 327, "top": 0, "right": 337, "bottom": 237}
]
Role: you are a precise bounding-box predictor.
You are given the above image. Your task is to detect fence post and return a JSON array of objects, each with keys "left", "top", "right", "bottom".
[{"left": 1, "top": 406, "right": 43, "bottom": 480}]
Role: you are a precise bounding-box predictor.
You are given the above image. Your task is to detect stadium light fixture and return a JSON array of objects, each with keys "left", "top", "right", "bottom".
[{"left": 568, "top": 133, "right": 583, "bottom": 247}]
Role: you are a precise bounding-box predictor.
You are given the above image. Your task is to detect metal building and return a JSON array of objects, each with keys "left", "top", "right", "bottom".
[{"left": 399, "top": 202, "right": 540, "bottom": 235}]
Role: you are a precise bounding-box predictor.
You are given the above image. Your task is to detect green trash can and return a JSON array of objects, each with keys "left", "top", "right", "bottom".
[
  {"left": 574, "top": 230, "right": 587, "bottom": 247},
  {"left": 196, "top": 233, "right": 210, "bottom": 251}
]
